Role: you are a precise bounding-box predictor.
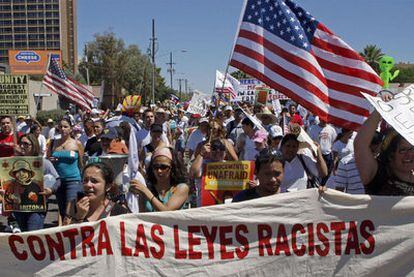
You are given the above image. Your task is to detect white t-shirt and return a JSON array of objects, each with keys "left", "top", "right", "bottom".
[
  {"left": 332, "top": 153, "right": 365, "bottom": 194},
  {"left": 242, "top": 136, "right": 258, "bottom": 161},
  {"left": 281, "top": 152, "right": 319, "bottom": 193},
  {"left": 308, "top": 124, "right": 337, "bottom": 155},
  {"left": 136, "top": 127, "right": 169, "bottom": 149},
  {"left": 37, "top": 134, "right": 47, "bottom": 157},
  {"left": 185, "top": 129, "right": 206, "bottom": 152}
]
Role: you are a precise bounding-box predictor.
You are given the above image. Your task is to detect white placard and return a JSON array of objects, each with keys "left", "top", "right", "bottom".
[{"left": 362, "top": 85, "right": 414, "bottom": 146}]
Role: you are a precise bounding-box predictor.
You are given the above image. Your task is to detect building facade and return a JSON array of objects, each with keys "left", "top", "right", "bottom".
[{"left": 0, "top": 0, "right": 77, "bottom": 73}]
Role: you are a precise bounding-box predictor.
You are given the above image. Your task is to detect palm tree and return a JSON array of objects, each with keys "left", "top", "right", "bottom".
[{"left": 359, "top": 44, "right": 384, "bottom": 73}]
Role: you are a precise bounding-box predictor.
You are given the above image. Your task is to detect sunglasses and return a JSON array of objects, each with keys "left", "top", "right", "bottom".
[
  {"left": 19, "top": 142, "right": 32, "bottom": 148},
  {"left": 153, "top": 164, "right": 171, "bottom": 171}
]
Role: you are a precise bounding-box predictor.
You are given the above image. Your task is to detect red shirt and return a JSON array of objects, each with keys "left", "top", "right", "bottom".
[
  {"left": 290, "top": 113, "right": 304, "bottom": 126},
  {"left": 0, "top": 132, "right": 15, "bottom": 157}
]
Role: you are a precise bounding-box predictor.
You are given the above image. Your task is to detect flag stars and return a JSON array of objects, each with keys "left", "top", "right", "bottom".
[
  {"left": 290, "top": 36, "right": 295, "bottom": 41},
  {"left": 278, "top": 10, "right": 283, "bottom": 15},
  {"left": 255, "top": 11, "right": 259, "bottom": 16},
  {"left": 273, "top": 14, "right": 277, "bottom": 19},
  {"left": 266, "top": 16, "right": 270, "bottom": 21},
  {"left": 286, "top": 9, "right": 291, "bottom": 14},
  {"left": 298, "top": 34, "right": 304, "bottom": 40},
  {"left": 282, "top": 18, "right": 287, "bottom": 24},
  {"left": 248, "top": 15, "right": 252, "bottom": 20},
  {"left": 294, "top": 25, "right": 300, "bottom": 31},
  {"left": 286, "top": 27, "right": 291, "bottom": 32},
  {"left": 307, "top": 27, "right": 312, "bottom": 33},
  {"left": 280, "top": 30, "right": 284, "bottom": 35},
  {"left": 277, "top": 22, "right": 281, "bottom": 27},
  {"left": 290, "top": 17, "right": 295, "bottom": 22},
  {"left": 251, "top": 4, "right": 256, "bottom": 9},
  {"left": 270, "top": 25, "right": 275, "bottom": 30},
  {"left": 310, "top": 17, "right": 315, "bottom": 21},
  {"left": 258, "top": 18, "right": 263, "bottom": 24},
  {"left": 261, "top": 8, "right": 266, "bottom": 13},
  {"left": 303, "top": 42, "right": 308, "bottom": 48},
  {"left": 269, "top": 6, "right": 273, "bottom": 11}
]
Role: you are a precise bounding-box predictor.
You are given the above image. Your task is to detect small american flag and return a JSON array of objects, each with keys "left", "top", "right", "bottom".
[
  {"left": 230, "top": 0, "right": 383, "bottom": 130},
  {"left": 170, "top": 93, "right": 180, "bottom": 104},
  {"left": 43, "top": 56, "right": 94, "bottom": 111},
  {"left": 215, "top": 70, "right": 239, "bottom": 100}
]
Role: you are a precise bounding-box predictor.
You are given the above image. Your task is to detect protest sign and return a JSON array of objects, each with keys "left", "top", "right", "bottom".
[
  {"left": 0, "top": 157, "right": 45, "bottom": 212},
  {"left": 0, "top": 75, "right": 29, "bottom": 116},
  {"left": 201, "top": 161, "right": 254, "bottom": 206},
  {"left": 255, "top": 87, "right": 269, "bottom": 105},
  {"left": 362, "top": 85, "right": 414, "bottom": 146},
  {"left": 1, "top": 189, "right": 414, "bottom": 276},
  {"left": 187, "top": 91, "right": 210, "bottom": 116},
  {"left": 236, "top": 79, "right": 289, "bottom": 104}
]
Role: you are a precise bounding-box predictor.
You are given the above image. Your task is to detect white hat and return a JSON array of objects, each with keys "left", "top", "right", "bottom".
[
  {"left": 199, "top": 118, "right": 209, "bottom": 124},
  {"left": 224, "top": 106, "right": 233, "bottom": 111},
  {"left": 269, "top": 126, "right": 283, "bottom": 138},
  {"left": 47, "top": 118, "right": 54, "bottom": 123}
]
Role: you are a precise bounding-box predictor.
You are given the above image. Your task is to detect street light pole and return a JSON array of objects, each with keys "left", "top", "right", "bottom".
[{"left": 150, "top": 19, "right": 157, "bottom": 104}]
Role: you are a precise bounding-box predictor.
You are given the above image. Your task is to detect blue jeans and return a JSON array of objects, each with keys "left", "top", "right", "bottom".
[
  {"left": 56, "top": 180, "right": 82, "bottom": 218},
  {"left": 14, "top": 212, "right": 45, "bottom": 232}
]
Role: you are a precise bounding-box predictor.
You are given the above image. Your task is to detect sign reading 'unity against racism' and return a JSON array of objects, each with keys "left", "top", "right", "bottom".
[
  {"left": 1, "top": 189, "right": 413, "bottom": 276},
  {"left": 0, "top": 75, "right": 29, "bottom": 116}
]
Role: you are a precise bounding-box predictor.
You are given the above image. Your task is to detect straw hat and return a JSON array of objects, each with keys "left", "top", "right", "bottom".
[{"left": 256, "top": 107, "right": 277, "bottom": 124}]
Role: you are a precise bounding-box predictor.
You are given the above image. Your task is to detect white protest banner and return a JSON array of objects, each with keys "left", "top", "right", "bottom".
[
  {"left": 237, "top": 79, "right": 289, "bottom": 103},
  {"left": 2, "top": 189, "right": 414, "bottom": 276},
  {"left": 187, "top": 91, "right": 210, "bottom": 117},
  {"left": 362, "top": 85, "right": 414, "bottom": 145}
]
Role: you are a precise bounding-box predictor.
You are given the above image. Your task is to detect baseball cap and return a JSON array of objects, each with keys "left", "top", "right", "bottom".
[
  {"left": 224, "top": 106, "right": 233, "bottom": 112},
  {"left": 270, "top": 126, "right": 283, "bottom": 138},
  {"left": 253, "top": 129, "right": 268, "bottom": 143},
  {"left": 101, "top": 127, "right": 118, "bottom": 140},
  {"left": 199, "top": 118, "right": 209, "bottom": 124},
  {"left": 47, "top": 118, "right": 54, "bottom": 123}
]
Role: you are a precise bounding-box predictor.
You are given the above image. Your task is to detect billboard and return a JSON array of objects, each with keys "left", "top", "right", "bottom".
[{"left": 8, "top": 50, "right": 62, "bottom": 75}]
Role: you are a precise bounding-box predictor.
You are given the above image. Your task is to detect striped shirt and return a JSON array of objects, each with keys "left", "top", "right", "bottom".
[{"left": 333, "top": 153, "right": 365, "bottom": 194}]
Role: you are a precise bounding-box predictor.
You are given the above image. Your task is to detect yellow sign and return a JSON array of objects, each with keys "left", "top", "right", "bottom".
[
  {"left": 0, "top": 74, "right": 29, "bottom": 116},
  {"left": 8, "top": 50, "right": 62, "bottom": 75},
  {"left": 202, "top": 161, "right": 255, "bottom": 191}
]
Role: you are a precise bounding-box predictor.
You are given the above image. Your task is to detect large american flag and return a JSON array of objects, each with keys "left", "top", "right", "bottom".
[
  {"left": 43, "top": 56, "right": 94, "bottom": 111},
  {"left": 230, "top": 0, "right": 383, "bottom": 130}
]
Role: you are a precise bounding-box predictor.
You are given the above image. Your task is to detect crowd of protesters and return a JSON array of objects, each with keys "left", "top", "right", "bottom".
[{"left": 0, "top": 93, "right": 413, "bottom": 233}]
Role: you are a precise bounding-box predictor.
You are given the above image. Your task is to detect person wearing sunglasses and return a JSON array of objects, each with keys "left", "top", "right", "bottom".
[
  {"left": 129, "top": 147, "right": 189, "bottom": 212},
  {"left": 190, "top": 139, "right": 229, "bottom": 207},
  {"left": 355, "top": 103, "right": 414, "bottom": 195}
]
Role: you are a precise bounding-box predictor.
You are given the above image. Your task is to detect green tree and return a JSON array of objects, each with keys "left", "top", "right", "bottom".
[
  {"left": 79, "top": 31, "right": 172, "bottom": 108},
  {"left": 393, "top": 64, "right": 414, "bottom": 83},
  {"left": 359, "top": 44, "right": 384, "bottom": 74}
]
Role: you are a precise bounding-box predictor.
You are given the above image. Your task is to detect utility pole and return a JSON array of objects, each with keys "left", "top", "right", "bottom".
[
  {"left": 184, "top": 79, "right": 188, "bottom": 93},
  {"left": 150, "top": 19, "right": 157, "bottom": 104},
  {"left": 177, "top": 78, "right": 185, "bottom": 99},
  {"left": 166, "top": 52, "right": 175, "bottom": 89},
  {"left": 84, "top": 44, "right": 90, "bottom": 86}
]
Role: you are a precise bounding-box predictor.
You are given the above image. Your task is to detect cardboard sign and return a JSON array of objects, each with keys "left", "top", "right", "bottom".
[
  {"left": 362, "top": 85, "right": 414, "bottom": 146},
  {"left": 186, "top": 91, "right": 210, "bottom": 116},
  {"left": 0, "top": 75, "right": 29, "bottom": 116},
  {"left": 201, "top": 161, "right": 255, "bottom": 206},
  {"left": 0, "top": 157, "right": 45, "bottom": 212},
  {"left": 8, "top": 50, "right": 61, "bottom": 75}
]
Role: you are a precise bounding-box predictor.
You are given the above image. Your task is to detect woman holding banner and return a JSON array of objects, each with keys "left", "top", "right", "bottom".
[
  {"left": 355, "top": 108, "right": 414, "bottom": 195},
  {"left": 129, "top": 147, "right": 189, "bottom": 212}
]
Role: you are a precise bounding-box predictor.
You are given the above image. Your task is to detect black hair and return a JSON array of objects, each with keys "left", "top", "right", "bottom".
[
  {"left": 147, "top": 148, "right": 187, "bottom": 188},
  {"left": 371, "top": 131, "right": 384, "bottom": 146},
  {"left": 0, "top": 116, "right": 11, "bottom": 122},
  {"left": 241, "top": 117, "right": 254, "bottom": 127},
  {"left": 29, "top": 124, "right": 41, "bottom": 133},
  {"left": 378, "top": 131, "right": 401, "bottom": 165},
  {"left": 60, "top": 117, "right": 73, "bottom": 127},
  {"left": 82, "top": 162, "right": 114, "bottom": 189},
  {"left": 280, "top": 133, "right": 298, "bottom": 147},
  {"left": 255, "top": 150, "right": 284, "bottom": 174}
]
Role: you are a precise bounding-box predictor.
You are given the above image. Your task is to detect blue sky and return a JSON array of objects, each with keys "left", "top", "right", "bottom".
[{"left": 78, "top": 0, "right": 414, "bottom": 94}]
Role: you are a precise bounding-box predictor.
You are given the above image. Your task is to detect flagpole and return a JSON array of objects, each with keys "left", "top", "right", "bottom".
[{"left": 35, "top": 54, "right": 52, "bottom": 114}]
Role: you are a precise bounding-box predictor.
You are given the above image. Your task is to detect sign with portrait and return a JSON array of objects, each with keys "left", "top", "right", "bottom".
[{"left": 0, "top": 157, "right": 45, "bottom": 212}]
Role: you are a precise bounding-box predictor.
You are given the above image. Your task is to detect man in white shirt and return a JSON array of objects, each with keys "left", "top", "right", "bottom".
[
  {"left": 308, "top": 120, "right": 337, "bottom": 183},
  {"left": 136, "top": 109, "right": 169, "bottom": 149},
  {"left": 185, "top": 117, "right": 209, "bottom": 158}
]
